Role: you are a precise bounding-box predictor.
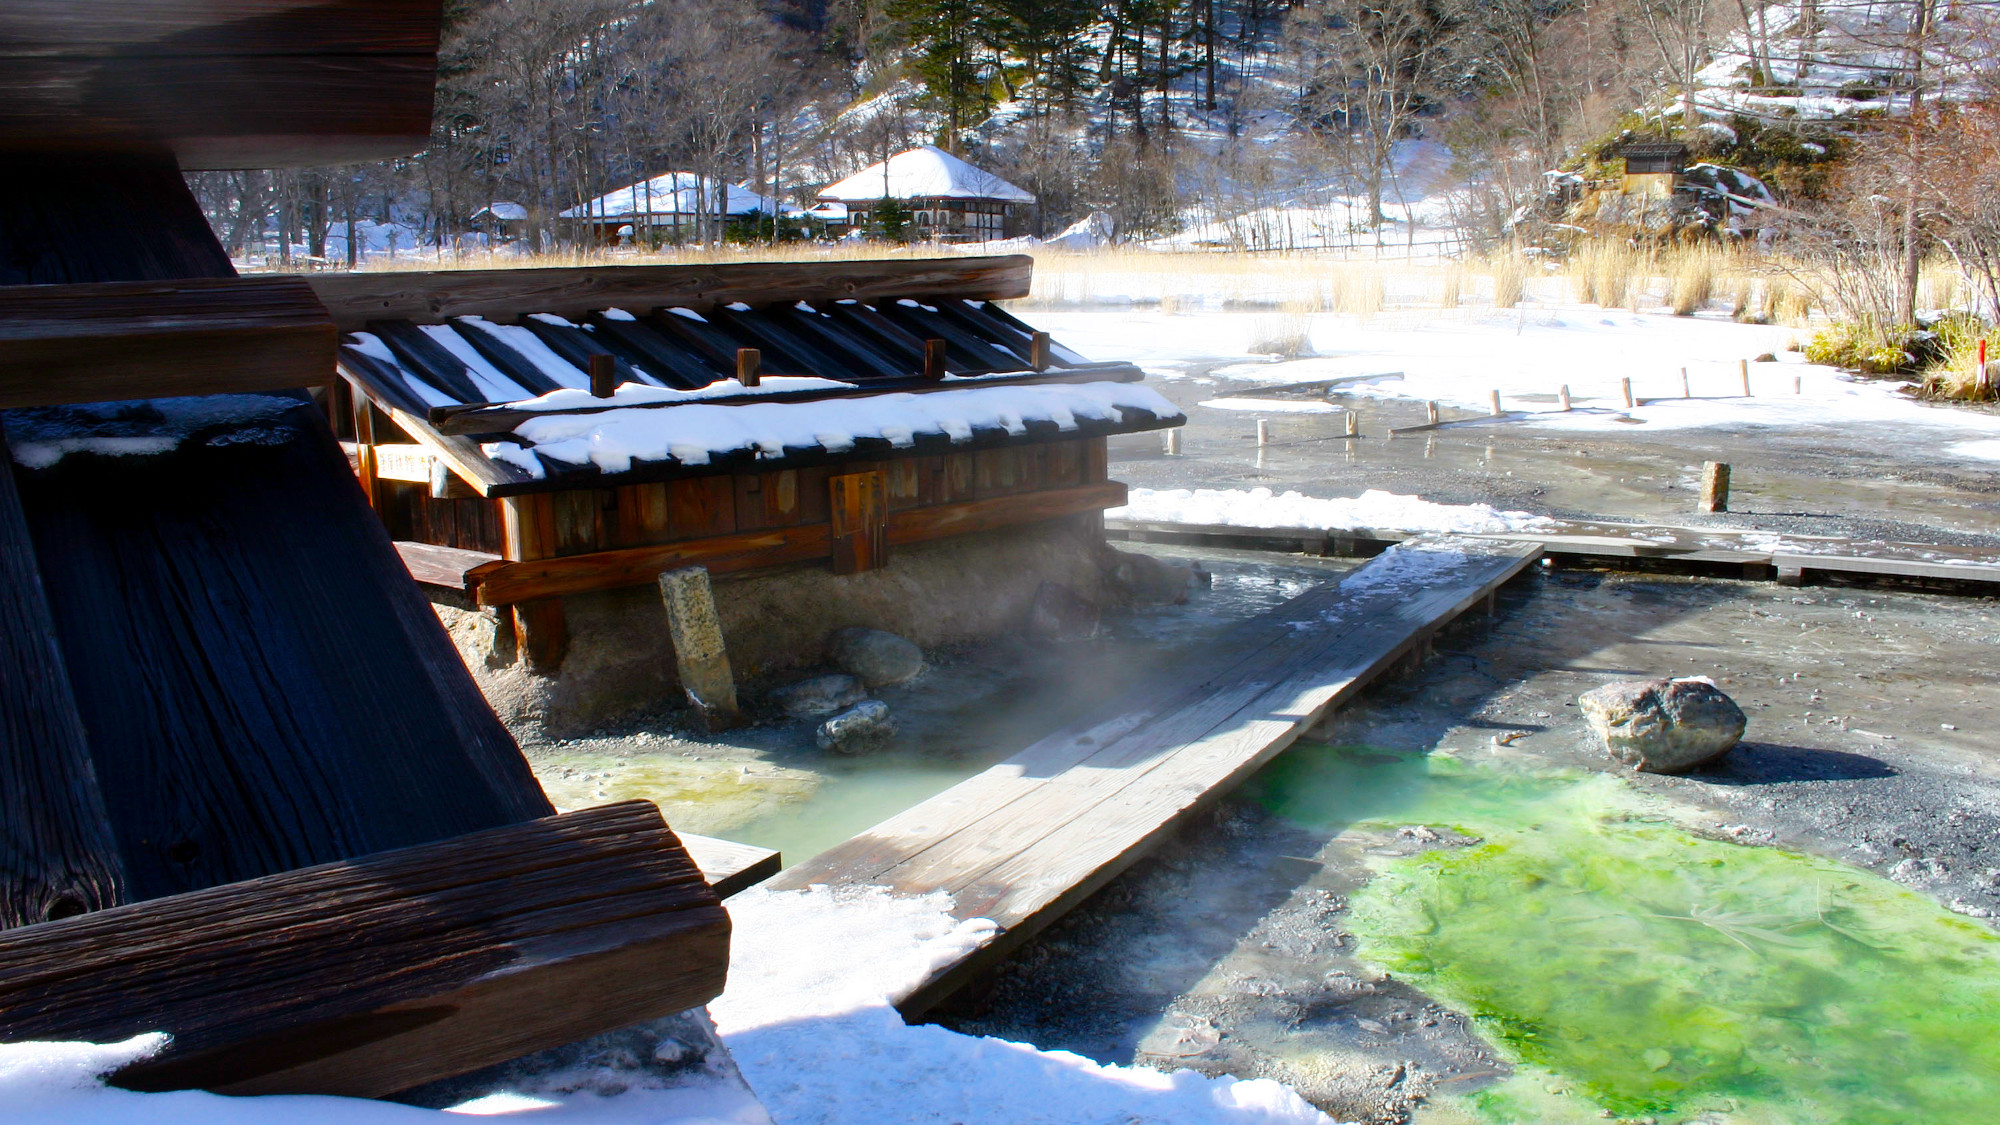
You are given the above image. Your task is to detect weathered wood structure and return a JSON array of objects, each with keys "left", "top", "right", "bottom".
[
  {"left": 316, "top": 255, "right": 1180, "bottom": 671},
  {"left": 0, "top": 0, "right": 748, "bottom": 1102}
]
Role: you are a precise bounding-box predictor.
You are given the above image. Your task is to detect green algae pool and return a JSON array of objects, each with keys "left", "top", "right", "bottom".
[{"left": 1244, "top": 746, "right": 2000, "bottom": 1125}]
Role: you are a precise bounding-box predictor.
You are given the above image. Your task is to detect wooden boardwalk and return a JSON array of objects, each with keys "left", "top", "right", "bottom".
[
  {"left": 771, "top": 537, "right": 1542, "bottom": 1015},
  {"left": 1107, "top": 517, "right": 2000, "bottom": 591}
]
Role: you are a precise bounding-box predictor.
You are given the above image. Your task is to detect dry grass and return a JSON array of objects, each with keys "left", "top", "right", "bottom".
[
  {"left": 1669, "top": 248, "right": 1717, "bottom": 316},
  {"left": 1489, "top": 252, "right": 1525, "bottom": 308}
]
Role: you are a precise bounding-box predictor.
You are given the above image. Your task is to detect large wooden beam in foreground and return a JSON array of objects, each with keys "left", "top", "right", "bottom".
[
  {"left": 308, "top": 256, "right": 1035, "bottom": 329},
  {"left": 0, "top": 277, "right": 336, "bottom": 408},
  {"left": 0, "top": 800, "right": 728, "bottom": 1099}
]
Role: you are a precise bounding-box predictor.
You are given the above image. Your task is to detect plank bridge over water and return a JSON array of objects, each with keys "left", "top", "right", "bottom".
[{"left": 772, "top": 536, "right": 1543, "bottom": 1015}]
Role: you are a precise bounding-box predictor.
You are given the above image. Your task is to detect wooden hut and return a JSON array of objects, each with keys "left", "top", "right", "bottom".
[
  {"left": 0, "top": 0, "right": 744, "bottom": 1102},
  {"left": 817, "top": 146, "right": 1034, "bottom": 242},
  {"left": 311, "top": 255, "right": 1182, "bottom": 677}
]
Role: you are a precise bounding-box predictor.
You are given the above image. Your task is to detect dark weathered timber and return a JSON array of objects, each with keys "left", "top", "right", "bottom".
[
  {"left": 425, "top": 364, "right": 1149, "bottom": 437},
  {"left": 0, "top": 432, "right": 127, "bottom": 931},
  {"left": 0, "top": 276, "right": 336, "bottom": 408},
  {"left": 0, "top": 0, "right": 441, "bottom": 58},
  {"left": 396, "top": 540, "right": 506, "bottom": 594},
  {"left": 306, "top": 256, "right": 1036, "bottom": 329},
  {"left": 766, "top": 304, "right": 909, "bottom": 380},
  {"left": 7, "top": 166, "right": 552, "bottom": 907},
  {"left": 446, "top": 318, "right": 566, "bottom": 397},
  {"left": 0, "top": 801, "right": 728, "bottom": 1099},
  {"left": 881, "top": 300, "right": 1021, "bottom": 372},
  {"left": 0, "top": 55, "right": 439, "bottom": 169},
  {"left": 976, "top": 301, "right": 1092, "bottom": 367},
  {"left": 584, "top": 313, "right": 718, "bottom": 389},
  {"left": 710, "top": 305, "right": 855, "bottom": 380},
  {"left": 0, "top": 153, "right": 233, "bottom": 285},
  {"left": 518, "top": 315, "right": 652, "bottom": 387},
  {"left": 771, "top": 540, "right": 1543, "bottom": 1018}
]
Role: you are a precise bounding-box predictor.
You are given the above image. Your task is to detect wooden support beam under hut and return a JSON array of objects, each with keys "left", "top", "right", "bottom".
[
  {"left": 313, "top": 256, "right": 1182, "bottom": 671},
  {"left": 0, "top": 0, "right": 747, "bottom": 1105}
]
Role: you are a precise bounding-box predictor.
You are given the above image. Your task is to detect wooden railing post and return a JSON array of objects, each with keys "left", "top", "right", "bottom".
[{"left": 500, "top": 494, "right": 566, "bottom": 672}]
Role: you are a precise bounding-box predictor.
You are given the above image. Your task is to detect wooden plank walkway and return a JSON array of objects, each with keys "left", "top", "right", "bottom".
[
  {"left": 771, "top": 537, "right": 1542, "bottom": 1015},
  {"left": 678, "top": 832, "right": 780, "bottom": 899},
  {"left": 1107, "top": 517, "right": 2000, "bottom": 590}
]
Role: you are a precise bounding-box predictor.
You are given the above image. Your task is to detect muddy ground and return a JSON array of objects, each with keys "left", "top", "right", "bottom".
[{"left": 929, "top": 548, "right": 2000, "bottom": 1124}]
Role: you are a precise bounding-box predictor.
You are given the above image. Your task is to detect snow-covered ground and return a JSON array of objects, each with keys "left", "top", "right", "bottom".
[
  {"left": 6, "top": 887, "right": 1334, "bottom": 1125},
  {"left": 1110, "top": 487, "right": 1554, "bottom": 537},
  {"left": 1039, "top": 305, "right": 2000, "bottom": 454}
]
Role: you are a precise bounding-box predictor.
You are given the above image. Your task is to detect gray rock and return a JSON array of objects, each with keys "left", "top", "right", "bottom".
[
  {"left": 1106, "top": 549, "right": 1197, "bottom": 605},
  {"left": 1028, "top": 580, "right": 1100, "bottom": 641},
  {"left": 1578, "top": 677, "right": 1746, "bottom": 773},
  {"left": 768, "top": 673, "right": 867, "bottom": 718},
  {"left": 826, "top": 626, "right": 925, "bottom": 687},
  {"left": 816, "top": 699, "right": 897, "bottom": 754}
]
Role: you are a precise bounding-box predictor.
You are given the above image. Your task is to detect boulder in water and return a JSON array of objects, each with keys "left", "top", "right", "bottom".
[
  {"left": 826, "top": 627, "right": 925, "bottom": 687},
  {"left": 769, "top": 673, "right": 867, "bottom": 718},
  {"left": 816, "top": 699, "right": 896, "bottom": 755},
  {"left": 1578, "top": 677, "right": 1746, "bottom": 773}
]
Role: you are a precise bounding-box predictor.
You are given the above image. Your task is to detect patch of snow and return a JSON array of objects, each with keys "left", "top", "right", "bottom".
[
  {"left": 507, "top": 377, "right": 857, "bottom": 414},
  {"left": 482, "top": 441, "right": 548, "bottom": 479},
  {"left": 454, "top": 318, "right": 590, "bottom": 392},
  {"left": 510, "top": 382, "right": 1182, "bottom": 473},
  {"left": 560, "top": 174, "right": 781, "bottom": 220},
  {"left": 600, "top": 308, "right": 637, "bottom": 322},
  {"left": 665, "top": 307, "right": 708, "bottom": 322},
  {"left": 1946, "top": 439, "right": 2000, "bottom": 462},
  {"left": 417, "top": 325, "right": 532, "bottom": 403},
  {"left": 712, "top": 885, "right": 1337, "bottom": 1125},
  {"left": 5, "top": 394, "right": 301, "bottom": 469},
  {"left": 1110, "top": 487, "right": 1553, "bottom": 536},
  {"left": 1199, "top": 398, "right": 1345, "bottom": 414}
]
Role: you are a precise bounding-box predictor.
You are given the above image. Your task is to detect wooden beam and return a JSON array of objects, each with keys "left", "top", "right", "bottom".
[
  {"left": 307, "top": 256, "right": 1036, "bottom": 331},
  {"left": 0, "top": 801, "right": 729, "bottom": 1099},
  {"left": 828, "top": 470, "right": 888, "bottom": 574},
  {"left": 470, "top": 481, "right": 1127, "bottom": 605},
  {"left": 395, "top": 541, "right": 506, "bottom": 595},
  {"left": 338, "top": 363, "right": 526, "bottom": 497},
  {"left": 0, "top": 277, "right": 335, "bottom": 408},
  {"left": 500, "top": 495, "right": 566, "bottom": 672},
  {"left": 676, "top": 832, "right": 780, "bottom": 899},
  {"left": 0, "top": 432, "right": 128, "bottom": 930}
]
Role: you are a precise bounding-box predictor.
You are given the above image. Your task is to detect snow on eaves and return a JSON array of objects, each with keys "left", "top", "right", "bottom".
[
  {"left": 561, "top": 173, "right": 783, "bottom": 220},
  {"left": 816, "top": 146, "right": 1035, "bottom": 204},
  {"left": 501, "top": 381, "right": 1181, "bottom": 477}
]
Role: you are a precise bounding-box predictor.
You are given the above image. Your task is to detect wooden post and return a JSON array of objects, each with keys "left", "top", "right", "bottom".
[
  {"left": 1740, "top": 359, "right": 1752, "bottom": 396},
  {"left": 1620, "top": 377, "right": 1634, "bottom": 409},
  {"left": 1558, "top": 384, "right": 1571, "bottom": 411},
  {"left": 1164, "top": 428, "right": 1182, "bottom": 455},
  {"left": 500, "top": 495, "right": 566, "bottom": 673},
  {"left": 657, "top": 566, "right": 740, "bottom": 728},
  {"left": 1425, "top": 400, "right": 1439, "bottom": 426},
  {"left": 735, "top": 347, "right": 761, "bottom": 388},
  {"left": 1256, "top": 418, "right": 1270, "bottom": 446},
  {"left": 922, "top": 338, "right": 948, "bottom": 381},
  {"left": 1344, "top": 410, "right": 1359, "bottom": 437},
  {"left": 1794, "top": 374, "right": 1802, "bottom": 394},
  {"left": 828, "top": 469, "right": 888, "bottom": 574},
  {"left": 1681, "top": 367, "right": 1691, "bottom": 397},
  {"left": 588, "top": 353, "right": 615, "bottom": 398},
  {"left": 1488, "top": 389, "right": 1503, "bottom": 416},
  {"left": 1700, "top": 461, "right": 1730, "bottom": 513},
  {"left": 1029, "top": 331, "right": 1052, "bottom": 372},
  {"left": 1980, "top": 338, "right": 1990, "bottom": 395},
  {"left": 349, "top": 387, "right": 380, "bottom": 510}
]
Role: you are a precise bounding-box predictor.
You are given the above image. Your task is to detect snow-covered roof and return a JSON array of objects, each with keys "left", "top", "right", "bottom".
[
  {"left": 816, "top": 146, "right": 1035, "bottom": 205},
  {"left": 562, "top": 174, "right": 782, "bottom": 220},
  {"left": 474, "top": 201, "right": 529, "bottom": 221}
]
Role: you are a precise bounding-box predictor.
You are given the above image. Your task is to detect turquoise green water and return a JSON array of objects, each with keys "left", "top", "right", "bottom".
[{"left": 1245, "top": 747, "right": 2000, "bottom": 1125}]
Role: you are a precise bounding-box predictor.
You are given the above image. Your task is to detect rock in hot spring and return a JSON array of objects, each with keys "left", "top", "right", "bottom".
[{"left": 1578, "top": 677, "right": 1745, "bottom": 773}]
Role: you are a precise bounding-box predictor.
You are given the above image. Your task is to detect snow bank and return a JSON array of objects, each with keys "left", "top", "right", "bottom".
[
  {"left": 5, "top": 394, "right": 301, "bottom": 469},
  {"left": 712, "top": 884, "right": 1337, "bottom": 1125},
  {"left": 510, "top": 381, "right": 1182, "bottom": 474},
  {"left": 1110, "top": 487, "right": 1553, "bottom": 536}
]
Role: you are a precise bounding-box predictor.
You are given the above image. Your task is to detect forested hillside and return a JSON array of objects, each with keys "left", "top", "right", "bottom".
[{"left": 187, "top": 0, "right": 1998, "bottom": 272}]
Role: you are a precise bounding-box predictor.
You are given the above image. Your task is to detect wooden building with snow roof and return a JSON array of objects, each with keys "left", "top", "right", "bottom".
[
  {"left": 314, "top": 254, "right": 1182, "bottom": 681},
  {"left": 817, "top": 146, "right": 1034, "bottom": 242}
]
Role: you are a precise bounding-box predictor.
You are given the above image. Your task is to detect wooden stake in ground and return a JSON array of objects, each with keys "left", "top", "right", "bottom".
[
  {"left": 1794, "top": 374, "right": 1802, "bottom": 394},
  {"left": 1489, "top": 389, "right": 1503, "bottom": 416},
  {"left": 658, "top": 566, "right": 740, "bottom": 728},
  {"left": 1700, "top": 461, "right": 1731, "bottom": 513},
  {"left": 1425, "top": 401, "right": 1440, "bottom": 426},
  {"left": 1558, "top": 385, "right": 1571, "bottom": 411},
  {"left": 1256, "top": 418, "right": 1270, "bottom": 446},
  {"left": 1344, "top": 411, "right": 1358, "bottom": 437},
  {"left": 1165, "top": 428, "right": 1182, "bottom": 455},
  {"left": 1620, "top": 377, "right": 1634, "bottom": 409},
  {"left": 1740, "top": 359, "right": 1752, "bottom": 396},
  {"left": 1682, "top": 367, "right": 1691, "bottom": 398}
]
